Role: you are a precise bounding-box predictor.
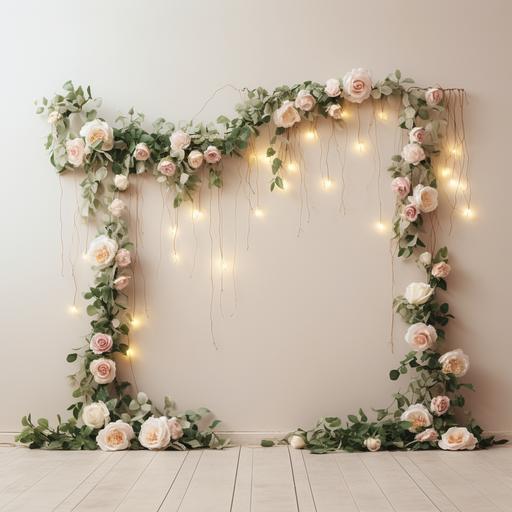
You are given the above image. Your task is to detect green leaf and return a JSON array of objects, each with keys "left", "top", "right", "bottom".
[
  {"left": 261, "top": 439, "right": 275, "bottom": 447},
  {"left": 66, "top": 353, "right": 78, "bottom": 363},
  {"left": 389, "top": 370, "right": 400, "bottom": 381}
]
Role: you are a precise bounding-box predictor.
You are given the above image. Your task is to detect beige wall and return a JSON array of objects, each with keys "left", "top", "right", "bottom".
[{"left": 1, "top": 0, "right": 511, "bottom": 436}]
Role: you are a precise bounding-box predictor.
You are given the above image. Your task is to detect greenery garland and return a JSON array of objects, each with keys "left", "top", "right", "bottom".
[{"left": 17, "top": 69, "right": 505, "bottom": 453}]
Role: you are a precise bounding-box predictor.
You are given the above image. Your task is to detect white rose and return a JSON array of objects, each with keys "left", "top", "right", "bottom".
[
  {"left": 438, "top": 427, "right": 477, "bottom": 451},
  {"left": 409, "top": 127, "right": 426, "bottom": 144},
  {"left": 133, "top": 142, "right": 150, "bottom": 161},
  {"left": 327, "top": 103, "right": 343, "bottom": 119},
  {"left": 112, "top": 318, "right": 120, "bottom": 328},
  {"left": 139, "top": 416, "right": 171, "bottom": 450},
  {"left": 425, "top": 88, "right": 443, "bottom": 106},
  {"left": 400, "top": 404, "right": 433, "bottom": 432},
  {"left": 82, "top": 401, "right": 110, "bottom": 429},
  {"left": 48, "top": 111, "right": 62, "bottom": 124},
  {"left": 439, "top": 349, "right": 470, "bottom": 377},
  {"left": 108, "top": 198, "right": 125, "bottom": 218},
  {"left": 324, "top": 78, "right": 341, "bottom": 98},
  {"left": 401, "top": 143, "right": 425, "bottom": 165},
  {"left": 86, "top": 235, "right": 118, "bottom": 269},
  {"left": 294, "top": 90, "right": 316, "bottom": 112},
  {"left": 187, "top": 150, "right": 204, "bottom": 169},
  {"left": 415, "top": 428, "right": 438, "bottom": 443},
  {"left": 66, "top": 138, "right": 86, "bottom": 167},
  {"left": 289, "top": 435, "right": 305, "bottom": 449},
  {"left": 96, "top": 420, "right": 134, "bottom": 451},
  {"left": 419, "top": 252, "right": 432, "bottom": 266},
  {"left": 404, "top": 282, "right": 434, "bottom": 305},
  {"left": 89, "top": 358, "right": 116, "bottom": 384},
  {"left": 170, "top": 130, "right": 191, "bottom": 151},
  {"left": 364, "top": 437, "right": 381, "bottom": 452},
  {"left": 167, "top": 417, "right": 184, "bottom": 440},
  {"left": 273, "top": 100, "right": 301, "bottom": 129},
  {"left": 405, "top": 323, "right": 438, "bottom": 351},
  {"left": 80, "top": 119, "right": 114, "bottom": 151},
  {"left": 114, "top": 174, "right": 129, "bottom": 191},
  {"left": 342, "top": 68, "right": 372, "bottom": 103},
  {"left": 204, "top": 145, "right": 222, "bottom": 164},
  {"left": 413, "top": 184, "right": 438, "bottom": 213}
]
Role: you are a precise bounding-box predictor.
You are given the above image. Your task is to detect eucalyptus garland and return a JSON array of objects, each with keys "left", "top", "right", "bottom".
[{"left": 17, "top": 69, "right": 504, "bottom": 453}]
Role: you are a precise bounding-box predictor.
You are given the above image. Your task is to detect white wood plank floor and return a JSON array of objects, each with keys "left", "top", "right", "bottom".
[{"left": 1, "top": 445, "right": 511, "bottom": 511}]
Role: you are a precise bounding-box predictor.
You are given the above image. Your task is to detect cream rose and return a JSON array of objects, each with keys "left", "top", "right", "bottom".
[
  {"left": 405, "top": 323, "right": 437, "bottom": 351},
  {"left": 167, "top": 417, "right": 184, "bottom": 441},
  {"left": 401, "top": 143, "right": 426, "bottom": 165},
  {"left": 114, "top": 174, "right": 129, "bottom": 191},
  {"left": 431, "top": 396, "right": 450, "bottom": 416},
  {"left": 96, "top": 420, "right": 134, "bottom": 451},
  {"left": 157, "top": 159, "right": 176, "bottom": 177},
  {"left": 90, "top": 333, "right": 113, "bottom": 355},
  {"left": 409, "top": 127, "right": 426, "bottom": 144},
  {"left": 327, "top": 103, "right": 343, "bottom": 119},
  {"left": 324, "top": 78, "right": 341, "bottom": 98},
  {"left": 390, "top": 176, "right": 411, "bottom": 198},
  {"left": 204, "top": 145, "right": 222, "bottom": 164},
  {"left": 113, "top": 275, "right": 131, "bottom": 291},
  {"left": 170, "top": 130, "right": 191, "bottom": 151},
  {"left": 404, "top": 282, "right": 434, "bottom": 305},
  {"left": 342, "top": 68, "right": 372, "bottom": 103},
  {"left": 364, "top": 437, "right": 381, "bottom": 452},
  {"left": 439, "top": 349, "right": 470, "bottom": 377},
  {"left": 139, "top": 416, "right": 171, "bottom": 450},
  {"left": 48, "top": 111, "right": 62, "bottom": 124},
  {"left": 86, "top": 235, "right": 118, "bottom": 269},
  {"left": 90, "top": 358, "right": 116, "bottom": 384},
  {"left": 413, "top": 184, "right": 438, "bottom": 213},
  {"left": 415, "top": 428, "right": 438, "bottom": 443},
  {"left": 401, "top": 404, "right": 433, "bottom": 432},
  {"left": 115, "top": 248, "right": 131, "bottom": 267},
  {"left": 66, "top": 138, "right": 86, "bottom": 167},
  {"left": 402, "top": 202, "right": 419, "bottom": 222},
  {"left": 438, "top": 427, "right": 477, "bottom": 451},
  {"left": 273, "top": 100, "right": 301, "bottom": 129},
  {"left": 426, "top": 88, "right": 444, "bottom": 106},
  {"left": 419, "top": 252, "right": 432, "bottom": 266},
  {"left": 289, "top": 435, "right": 305, "bottom": 449},
  {"left": 133, "top": 142, "right": 150, "bottom": 161},
  {"left": 82, "top": 401, "right": 110, "bottom": 429},
  {"left": 187, "top": 150, "right": 204, "bottom": 169},
  {"left": 80, "top": 119, "right": 114, "bottom": 151},
  {"left": 294, "top": 90, "right": 316, "bottom": 112},
  {"left": 108, "top": 198, "right": 125, "bottom": 218},
  {"left": 432, "top": 262, "right": 451, "bottom": 279}
]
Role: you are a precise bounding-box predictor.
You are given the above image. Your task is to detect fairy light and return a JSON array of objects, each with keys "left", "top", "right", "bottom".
[
  {"left": 248, "top": 152, "right": 257, "bottom": 162},
  {"left": 130, "top": 316, "right": 141, "bottom": 329},
  {"left": 126, "top": 347, "right": 133, "bottom": 358},
  {"left": 258, "top": 152, "right": 270, "bottom": 163},
  {"left": 440, "top": 167, "right": 452, "bottom": 178},
  {"left": 355, "top": 141, "right": 366, "bottom": 153},
  {"left": 192, "top": 209, "right": 203, "bottom": 221},
  {"left": 286, "top": 162, "right": 297, "bottom": 173},
  {"left": 304, "top": 130, "right": 317, "bottom": 141},
  {"left": 450, "top": 146, "right": 462, "bottom": 157},
  {"left": 253, "top": 208, "right": 264, "bottom": 218},
  {"left": 68, "top": 305, "right": 79, "bottom": 315},
  {"left": 218, "top": 259, "right": 230, "bottom": 271},
  {"left": 340, "top": 109, "right": 350, "bottom": 119},
  {"left": 81, "top": 252, "right": 88, "bottom": 260},
  {"left": 449, "top": 178, "right": 458, "bottom": 189},
  {"left": 280, "top": 179, "right": 289, "bottom": 191},
  {"left": 322, "top": 178, "right": 333, "bottom": 190},
  {"left": 462, "top": 207, "right": 475, "bottom": 219},
  {"left": 374, "top": 221, "right": 387, "bottom": 233},
  {"left": 171, "top": 252, "right": 181, "bottom": 263},
  {"left": 378, "top": 111, "right": 388, "bottom": 121}
]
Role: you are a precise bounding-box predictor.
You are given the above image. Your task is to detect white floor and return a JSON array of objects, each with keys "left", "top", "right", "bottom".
[{"left": 1, "top": 445, "right": 512, "bottom": 511}]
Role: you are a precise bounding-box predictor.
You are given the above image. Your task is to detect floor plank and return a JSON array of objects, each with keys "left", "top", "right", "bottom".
[
  {"left": 288, "top": 448, "right": 316, "bottom": 512},
  {"left": 230, "top": 447, "right": 254, "bottom": 512}
]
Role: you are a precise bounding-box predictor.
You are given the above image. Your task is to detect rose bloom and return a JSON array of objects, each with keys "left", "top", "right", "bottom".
[
  {"left": 89, "top": 358, "right": 116, "bottom": 384},
  {"left": 390, "top": 176, "right": 411, "bottom": 199},
  {"left": 327, "top": 103, "right": 343, "bottom": 119},
  {"left": 82, "top": 401, "right": 110, "bottom": 429},
  {"left": 108, "top": 198, "right": 125, "bottom": 218},
  {"left": 66, "top": 138, "right": 86, "bottom": 167},
  {"left": 438, "top": 427, "right": 477, "bottom": 451},
  {"left": 402, "top": 202, "right": 419, "bottom": 222},
  {"left": 419, "top": 251, "right": 432, "bottom": 266},
  {"left": 405, "top": 323, "right": 437, "bottom": 351},
  {"left": 439, "top": 349, "right": 470, "bottom": 377},
  {"left": 342, "top": 68, "right": 372, "bottom": 103},
  {"left": 409, "top": 127, "right": 426, "bottom": 144},
  {"left": 404, "top": 282, "right": 434, "bottom": 305},
  {"left": 48, "top": 111, "right": 63, "bottom": 124},
  {"left": 115, "top": 248, "right": 131, "bottom": 267},
  {"left": 426, "top": 88, "right": 444, "bottom": 106},
  {"left": 86, "top": 235, "right": 118, "bottom": 269},
  {"left": 79, "top": 119, "right": 114, "bottom": 151},
  {"left": 294, "top": 90, "right": 316, "bottom": 112},
  {"left": 157, "top": 159, "right": 176, "bottom": 176},
  {"left": 114, "top": 174, "right": 129, "bottom": 191},
  {"left": 113, "top": 275, "right": 131, "bottom": 291},
  {"left": 204, "top": 145, "right": 222, "bottom": 164},
  {"left": 90, "top": 333, "right": 113, "bottom": 355},
  {"left": 400, "top": 404, "right": 433, "bottom": 432},
  {"left": 289, "top": 435, "right": 305, "bottom": 449},
  {"left": 431, "top": 396, "right": 451, "bottom": 416},
  {"left": 364, "top": 437, "right": 381, "bottom": 452},
  {"left": 273, "top": 100, "right": 301, "bottom": 129},
  {"left": 187, "top": 150, "right": 204, "bottom": 169},
  {"left": 413, "top": 184, "right": 438, "bottom": 213},
  {"left": 401, "top": 143, "right": 426, "bottom": 165},
  {"left": 139, "top": 416, "right": 171, "bottom": 450},
  {"left": 324, "top": 78, "right": 341, "bottom": 98},
  {"left": 415, "top": 428, "right": 438, "bottom": 443},
  {"left": 170, "top": 130, "right": 191, "bottom": 151},
  {"left": 96, "top": 420, "right": 134, "bottom": 451},
  {"left": 167, "top": 417, "right": 184, "bottom": 441},
  {"left": 432, "top": 262, "right": 451, "bottom": 279},
  {"left": 133, "top": 142, "right": 150, "bottom": 161}
]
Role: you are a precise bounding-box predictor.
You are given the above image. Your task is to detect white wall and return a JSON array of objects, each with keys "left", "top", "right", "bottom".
[{"left": 1, "top": 0, "right": 511, "bottom": 436}]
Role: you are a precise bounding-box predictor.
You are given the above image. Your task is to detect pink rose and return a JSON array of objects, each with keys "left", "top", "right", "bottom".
[
  {"left": 170, "top": 130, "right": 191, "bottom": 151},
  {"left": 430, "top": 396, "right": 450, "bottom": 416},
  {"left": 390, "top": 177, "right": 411, "bottom": 199},
  {"left": 187, "top": 150, "right": 204, "bottom": 169},
  {"left": 415, "top": 428, "right": 438, "bottom": 443},
  {"left": 409, "top": 127, "right": 426, "bottom": 144},
  {"left": 405, "top": 323, "right": 437, "bottom": 351},
  {"left": 401, "top": 143, "right": 425, "bottom": 165},
  {"left": 402, "top": 202, "right": 419, "bottom": 222},
  {"left": 327, "top": 104, "right": 343, "bottom": 119},
  {"left": 115, "top": 249, "right": 131, "bottom": 268},
  {"left": 204, "top": 145, "right": 222, "bottom": 164},
  {"left": 90, "top": 358, "right": 116, "bottom": 384},
  {"left": 113, "top": 276, "right": 131, "bottom": 291},
  {"left": 90, "top": 333, "right": 113, "bottom": 355},
  {"left": 342, "top": 68, "right": 372, "bottom": 103},
  {"left": 426, "top": 88, "right": 443, "bottom": 106},
  {"left": 273, "top": 101, "right": 301, "bottom": 128},
  {"left": 133, "top": 143, "right": 150, "bottom": 161},
  {"left": 158, "top": 159, "right": 176, "bottom": 176},
  {"left": 167, "top": 417, "right": 184, "bottom": 440},
  {"left": 294, "top": 90, "right": 316, "bottom": 112},
  {"left": 66, "top": 138, "right": 86, "bottom": 167},
  {"left": 324, "top": 78, "right": 341, "bottom": 98},
  {"left": 432, "top": 262, "right": 451, "bottom": 279}
]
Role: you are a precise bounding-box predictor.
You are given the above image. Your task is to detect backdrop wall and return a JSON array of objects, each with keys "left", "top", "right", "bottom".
[{"left": 2, "top": 0, "right": 511, "bottom": 437}]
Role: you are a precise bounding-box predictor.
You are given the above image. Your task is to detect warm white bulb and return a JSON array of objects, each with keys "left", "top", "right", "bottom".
[
  {"left": 280, "top": 179, "right": 289, "bottom": 191},
  {"left": 219, "top": 259, "right": 229, "bottom": 271},
  {"left": 463, "top": 207, "right": 475, "bottom": 219},
  {"left": 192, "top": 209, "right": 203, "bottom": 221},
  {"left": 322, "top": 178, "right": 333, "bottom": 190},
  {"left": 340, "top": 110, "right": 350, "bottom": 119},
  {"left": 171, "top": 252, "right": 180, "bottom": 263},
  {"left": 378, "top": 111, "right": 388, "bottom": 121},
  {"left": 254, "top": 208, "right": 264, "bottom": 218},
  {"left": 130, "top": 317, "right": 141, "bottom": 329},
  {"left": 68, "top": 305, "right": 79, "bottom": 315},
  {"left": 374, "top": 221, "right": 386, "bottom": 233},
  {"left": 305, "top": 130, "right": 316, "bottom": 141},
  {"left": 440, "top": 167, "right": 451, "bottom": 178},
  {"left": 449, "top": 178, "right": 458, "bottom": 189},
  {"left": 355, "top": 141, "right": 365, "bottom": 153},
  {"left": 286, "top": 162, "right": 297, "bottom": 172},
  {"left": 169, "top": 226, "right": 178, "bottom": 236},
  {"left": 126, "top": 348, "right": 133, "bottom": 358},
  {"left": 450, "top": 146, "right": 461, "bottom": 157},
  {"left": 81, "top": 253, "right": 88, "bottom": 260}
]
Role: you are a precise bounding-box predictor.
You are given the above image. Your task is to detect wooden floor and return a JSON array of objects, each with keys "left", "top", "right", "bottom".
[{"left": 1, "top": 445, "right": 512, "bottom": 511}]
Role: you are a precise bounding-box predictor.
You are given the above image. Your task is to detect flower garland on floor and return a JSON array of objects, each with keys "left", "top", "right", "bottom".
[{"left": 17, "top": 69, "right": 505, "bottom": 453}]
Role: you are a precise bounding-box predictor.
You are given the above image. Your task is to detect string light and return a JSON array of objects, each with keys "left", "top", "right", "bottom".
[
  {"left": 378, "top": 111, "right": 388, "bottom": 121},
  {"left": 448, "top": 178, "right": 458, "bottom": 189},
  {"left": 130, "top": 316, "right": 141, "bottom": 329},
  {"left": 280, "top": 179, "right": 289, "bottom": 191},
  {"left": 450, "top": 146, "right": 462, "bottom": 157},
  {"left": 218, "top": 259, "right": 230, "bottom": 271},
  {"left": 248, "top": 152, "right": 257, "bottom": 162},
  {"left": 355, "top": 141, "right": 366, "bottom": 153},
  {"left": 192, "top": 209, "right": 203, "bottom": 221},
  {"left": 258, "top": 152, "right": 270, "bottom": 163},
  {"left": 340, "top": 109, "right": 350, "bottom": 119},
  {"left": 322, "top": 178, "right": 333, "bottom": 190},
  {"left": 440, "top": 167, "right": 452, "bottom": 178},
  {"left": 126, "top": 347, "right": 133, "bottom": 358},
  {"left": 462, "top": 207, "right": 475, "bottom": 219},
  {"left": 374, "top": 221, "right": 386, "bottom": 233},
  {"left": 253, "top": 208, "right": 264, "bottom": 218},
  {"left": 171, "top": 252, "right": 181, "bottom": 263},
  {"left": 304, "top": 130, "right": 317, "bottom": 141},
  {"left": 68, "top": 305, "right": 79, "bottom": 315},
  {"left": 286, "top": 162, "right": 297, "bottom": 172},
  {"left": 81, "top": 253, "right": 88, "bottom": 260}
]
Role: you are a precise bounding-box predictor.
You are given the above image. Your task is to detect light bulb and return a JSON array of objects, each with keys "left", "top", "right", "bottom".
[
  {"left": 374, "top": 221, "right": 386, "bottom": 233},
  {"left": 81, "top": 253, "right": 88, "bottom": 260},
  {"left": 254, "top": 208, "right": 264, "bottom": 218},
  {"left": 192, "top": 209, "right": 203, "bottom": 221},
  {"left": 449, "top": 179, "right": 458, "bottom": 189},
  {"left": 355, "top": 141, "right": 365, "bottom": 153},
  {"left": 171, "top": 252, "right": 180, "bottom": 263},
  {"left": 258, "top": 152, "right": 270, "bottom": 162},
  {"left": 248, "top": 152, "right": 257, "bottom": 162},
  {"left": 219, "top": 259, "right": 229, "bottom": 271},
  {"left": 463, "top": 207, "right": 475, "bottom": 219},
  {"left": 450, "top": 146, "right": 461, "bottom": 157},
  {"left": 340, "top": 109, "right": 350, "bottom": 119},
  {"left": 280, "top": 179, "right": 289, "bottom": 191},
  {"left": 286, "top": 162, "right": 297, "bottom": 172},
  {"left": 126, "top": 348, "right": 133, "bottom": 358},
  {"left": 305, "top": 130, "right": 316, "bottom": 141},
  {"left": 322, "top": 178, "right": 333, "bottom": 190},
  {"left": 130, "top": 316, "right": 141, "bottom": 329},
  {"left": 440, "top": 167, "right": 451, "bottom": 178},
  {"left": 68, "top": 305, "right": 79, "bottom": 315},
  {"left": 378, "top": 111, "right": 388, "bottom": 121}
]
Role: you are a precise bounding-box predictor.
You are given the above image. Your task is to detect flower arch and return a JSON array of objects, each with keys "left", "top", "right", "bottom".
[{"left": 17, "top": 69, "right": 504, "bottom": 453}]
